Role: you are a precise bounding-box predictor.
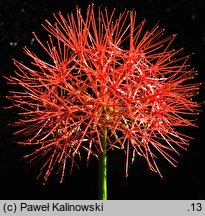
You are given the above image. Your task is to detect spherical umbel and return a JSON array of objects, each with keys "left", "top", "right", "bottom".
[{"left": 5, "top": 5, "right": 201, "bottom": 183}]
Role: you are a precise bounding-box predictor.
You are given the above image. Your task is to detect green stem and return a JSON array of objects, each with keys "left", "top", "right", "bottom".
[{"left": 98, "top": 127, "right": 107, "bottom": 200}]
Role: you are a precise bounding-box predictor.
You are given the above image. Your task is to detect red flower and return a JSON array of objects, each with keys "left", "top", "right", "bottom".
[{"left": 6, "top": 5, "right": 200, "bottom": 182}]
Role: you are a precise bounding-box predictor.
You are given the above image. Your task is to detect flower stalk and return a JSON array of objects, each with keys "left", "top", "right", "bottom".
[{"left": 98, "top": 127, "right": 107, "bottom": 200}]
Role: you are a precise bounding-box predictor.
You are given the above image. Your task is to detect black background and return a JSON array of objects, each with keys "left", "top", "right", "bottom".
[{"left": 0, "top": 0, "right": 204, "bottom": 200}]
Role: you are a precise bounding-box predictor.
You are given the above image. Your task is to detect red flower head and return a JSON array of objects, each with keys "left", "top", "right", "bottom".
[{"left": 6, "top": 5, "right": 200, "bottom": 183}]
